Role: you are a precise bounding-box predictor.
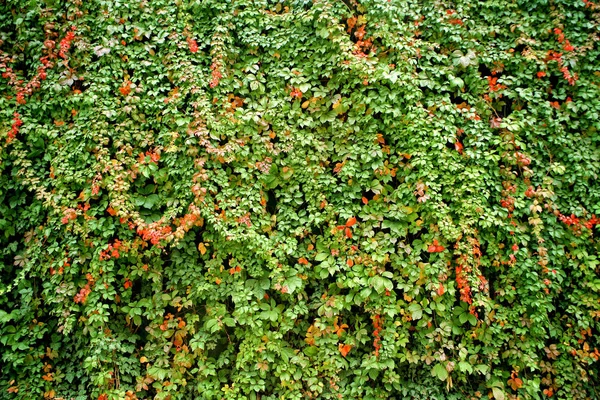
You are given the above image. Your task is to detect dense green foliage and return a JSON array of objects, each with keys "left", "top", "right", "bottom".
[{"left": 1, "top": 0, "right": 600, "bottom": 398}]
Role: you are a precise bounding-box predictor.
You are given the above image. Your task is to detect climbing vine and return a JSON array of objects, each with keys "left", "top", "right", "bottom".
[{"left": 1, "top": 0, "right": 599, "bottom": 399}]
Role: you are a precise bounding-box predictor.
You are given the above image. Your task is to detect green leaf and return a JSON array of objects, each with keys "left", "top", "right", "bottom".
[
  {"left": 408, "top": 303, "right": 423, "bottom": 320},
  {"left": 431, "top": 363, "right": 448, "bottom": 381},
  {"left": 492, "top": 387, "right": 505, "bottom": 400},
  {"left": 299, "top": 83, "right": 311, "bottom": 93}
]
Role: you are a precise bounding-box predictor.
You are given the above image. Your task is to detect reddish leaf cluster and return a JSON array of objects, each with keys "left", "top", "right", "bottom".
[
  {"left": 229, "top": 265, "right": 242, "bottom": 275},
  {"left": 508, "top": 370, "right": 523, "bottom": 391},
  {"left": 455, "top": 266, "right": 472, "bottom": 304},
  {"left": 298, "top": 257, "right": 309, "bottom": 265},
  {"left": 187, "top": 38, "right": 198, "bottom": 53},
  {"left": 61, "top": 208, "right": 78, "bottom": 224},
  {"left": 74, "top": 273, "right": 94, "bottom": 304},
  {"left": 209, "top": 61, "right": 222, "bottom": 88},
  {"left": 120, "top": 80, "right": 132, "bottom": 96},
  {"left": 427, "top": 239, "right": 445, "bottom": 253},
  {"left": 553, "top": 28, "right": 575, "bottom": 52},
  {"left": 171, "top": 205, "right": 203, "bottom": 239},
  {"left": 159, "top": 313, "right": 175, "bottom": 331},
  {"left": 138, "top": 150, "right": 160, "bottom": 164},
  {"left": 290, "top": 87, "right": 302, "bottom": 98},
  {"left": 137, "top": 223, "right": 172, "bottom": 245},
  {"left": 354, "top": 27, "right": 375, "bottom": 57},
  {"left": 6, "top": 112, "right": 23, "bottom": 143},
  {"left": 99, "top": 239, "right": 123, "bottom": 260},
  {"left": 545, "top": 50, "right": 578, "bottom": 85},
  {"left": 514, "top": 151, "right": 531, "bottom": 167},
  {"left": 337, "top": 216, "right": 357, "bottom": 239},
  {"left": 558, "top": 213, "right": 599, "bottom": 230},
  {"left": 500, "top": 197, "right": 515, "bottom": 213},
  {"left": 58, "top": 27, "right": 76, "bottom": 59},
  {"left": 1, "top": 55, "right": 52, "bottom": 105},
  {"left": 236, "top": 212, "right": 252, "bottom": 227},
  {"left": 560, "top": 66, "right": 577, "bottom": 86},
  {"left": 372, "top": 314, "right": 383, "bottom": 357},
  {"left": 524, "top": 186, "right": 536, "bottom": 198},
  {"left": 487, "top": 75, "right": 506, "bottom": 92}
]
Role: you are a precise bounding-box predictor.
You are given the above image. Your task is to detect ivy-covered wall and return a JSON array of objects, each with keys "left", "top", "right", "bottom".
[{"left": 1, "top": 0, "right": 599, "bottom": 399}]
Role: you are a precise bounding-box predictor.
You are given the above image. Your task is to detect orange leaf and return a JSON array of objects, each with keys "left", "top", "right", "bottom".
[
  {"left": 345, "top": 227, "right": 352, "bottom": 239},
  {"left": 338, "top": 343, "right": 352, "bottom": 357},
  {"left": 119, "top": 81, "right": 131, "bottom": 96},
  {"left": 437, "top": 283, "right": 445, "bottom": 296},
  {"left": 508, "top": 377, "right": 523, "bottom": 390},
  {"left": 334, "top": 319, "right": 349, "bottom": 337},
  {"left": 362, "top": 197, "right": 369, "bottom": 205},
  {"left": 427, "top": 239, "right": 444, "bottom": 253},
  {"left": 173, "top": 334, "right": 183, "bottom": 347},
  {"left": 346, "top": 216, "right": 357, "bottom": 227}
]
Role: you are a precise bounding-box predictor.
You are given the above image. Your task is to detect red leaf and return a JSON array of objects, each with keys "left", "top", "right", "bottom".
[
  {"left": 454, "top": 141, "right": 464, "bottom": 154},
  {"left": 188, "top": 38, "right": 198, "bottom": 53}
]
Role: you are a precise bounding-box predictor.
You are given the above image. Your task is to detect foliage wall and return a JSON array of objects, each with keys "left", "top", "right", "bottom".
[{"left": 1, "top": 0, "right": 600, "bottom": 399}]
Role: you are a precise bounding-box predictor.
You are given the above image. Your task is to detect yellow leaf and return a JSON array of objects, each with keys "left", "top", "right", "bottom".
[
  {"left": 140, "top": 356, "right": 148, "bottom": 363},
  {"left": 301, "top": 100, "right": 311, "bottom": 109},
  {"left": 198, "top": 243, "right": 207, "bottom": 255}
]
